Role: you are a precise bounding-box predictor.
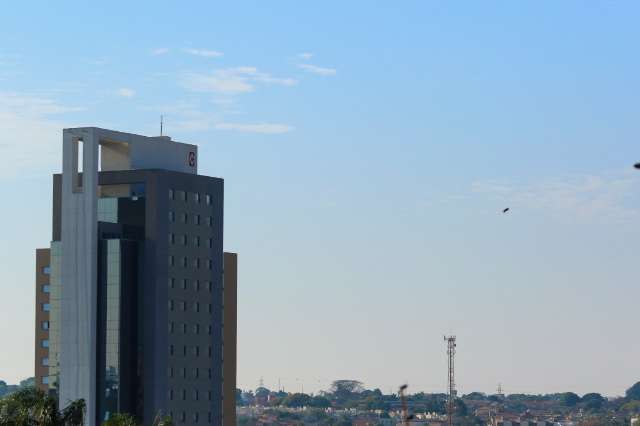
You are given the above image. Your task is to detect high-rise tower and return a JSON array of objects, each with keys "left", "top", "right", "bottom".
[{"left": 34, "top": 127, "right": 237, "bottom": 426}]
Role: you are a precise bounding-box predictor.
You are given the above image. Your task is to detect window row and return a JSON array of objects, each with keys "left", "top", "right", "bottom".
[
  {"left": 168, "top": 300, "right": 214, "bottom": 314},
  {"left": 168, "top": 211, "right": 215, "bottom": 227},
  {"left": 169, "top": 345, "right": 214, "bottom": 358},
  {"left": 169, "top": 233, "right": 215, "bottom": 248},
  {"left": 168, "top": 256, "right": 214, "bottom": 270},
  {"left": 169, "top": 322, "right": 213, "bottom": 335},
  {"left": 169, "top": 189, "right": 213, "bottom": 206},
  {"left": 168, "top": 366, "right": 213, "bottom": 380},
  {"left": 168, "top": 411, "right": 213, "bottom": 424},
  {"left": 169, "top": 278, "right": 215, "bottom": 292}
]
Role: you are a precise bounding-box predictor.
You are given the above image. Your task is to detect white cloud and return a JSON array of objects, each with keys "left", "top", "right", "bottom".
[
  {"left": 214, "top": 122, "right": 293, "bottom": 134},
  {"left": 183, "top": 48, "right": 223, "bottom": 58},
  {"left": 0, "top": 93, "right": 82, "bottom": 179},
  {"left": 297, "top": 63, "right": 337, "bottom": 76},
  {"left": 472, "top": 173, "right": 640, "bottom": 223},
  {"left": 182, "top": 67, "right": 297, "bottom": 95},
  {"left": 116, "top": 88, "right": 135, "bottom": 98},
  {"left": 151, "top": 47, "right": 169, "bottom": 56},
  {"left": 298, "top": 52, "right": 313, "bottom": 60}
]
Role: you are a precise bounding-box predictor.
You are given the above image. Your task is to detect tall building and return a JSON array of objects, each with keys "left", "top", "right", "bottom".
[{"left": 34, "top": 127, "right": 237, "bottom": 426}]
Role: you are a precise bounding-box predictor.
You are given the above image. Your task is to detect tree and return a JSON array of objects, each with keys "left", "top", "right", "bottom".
[
  {"left": 626, "top": 382, "right": 640, "bottom": 400},
  {"left": 330, "top": 380, "right": 364, "bottom": 399},
  {"left": 560, "top": 392, "right": 581, "bottom": 407},
  {"left": 104, "top": 413, "right": 138, "bottom": 426},
  {"left": 280, "top": 393, "right": 312, "bottom": 408},
  {"left": 582, "top": 393, "right": 606, "bottom": 411},
  {"left": 61, "top": 398, "right": 86, "bottom": 426}
]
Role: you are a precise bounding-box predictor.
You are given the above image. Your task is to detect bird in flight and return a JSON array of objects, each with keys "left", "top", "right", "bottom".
[
  {"left": 634, "top": 162, "right": 640, "bottom": 169},
  {"left": 502, "top": 208, "right": 510, "bottom": 213}
]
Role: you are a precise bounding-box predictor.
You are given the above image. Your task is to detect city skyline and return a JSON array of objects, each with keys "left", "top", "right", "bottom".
[{"left": 1, "top": 1, "right": 640, "bottom": 398}]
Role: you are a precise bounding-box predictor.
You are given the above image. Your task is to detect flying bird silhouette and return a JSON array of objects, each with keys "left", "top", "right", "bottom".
[
  {"left": 634, "top": 162, "right": 640, "bottom": 170},
  {"left": 502, "top": 208, "right": 510, "bottom": 213}
]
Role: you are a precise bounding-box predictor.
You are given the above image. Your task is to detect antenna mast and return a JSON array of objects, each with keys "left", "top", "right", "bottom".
[
  {"left": 160, "top": 114, "right": 164, "bottom": 136},
  {"left": 444, "top": 335, "right": 457, "bottom": 426}
]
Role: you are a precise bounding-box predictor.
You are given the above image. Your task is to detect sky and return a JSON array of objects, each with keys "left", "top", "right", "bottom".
[{"left": 0, "top": 1, "right": 639, "bottom": 397}]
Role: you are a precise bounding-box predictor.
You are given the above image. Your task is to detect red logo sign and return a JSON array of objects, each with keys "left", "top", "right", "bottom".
[{"left": 188, "top": 151, "right": 196, "bottom": 167}]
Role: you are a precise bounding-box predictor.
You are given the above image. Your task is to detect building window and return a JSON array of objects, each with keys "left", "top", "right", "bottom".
[
  {"left": 194, "top": 324, "right": 200, "bottom": 334},
  {"left": 180, "top": 301, "right": 186, "bottom": 311},
  {"left": 193, "top": 412, "right": 199, "bottom": 423},
  {"left": 208, "top": 412, "right": 212, "bottom": 423},
  {"left": 168, "top": 255, "right": 174, "bottom": 267},
  {"left": 169, "top": 322, "right": 174, "bottom": 333},
  {"left": 41, "top": 339, "right": 49, "bottom": 348},
  {"left": 194, "top": 390, "right": 199, "bottom": 401},
  {"left": 42, "top": 357, "right": 49, "bottom": 366},
  {"left": 169, "top": 367, "right": 173, "bottom": 378},
  {"left": 208, "top": 392, "right": 212, "bottom": 401},
  {"left": 208, "top": 368, "right": 212, "bottom": 379},
  {"left": 42, "top": 266, "right": 51, "bottom": 275},
  {"left": 194, "top": 258, "right": 200, "bottom": 269},
  {"left": 182, "top": 234, "right": 187, "bottom": 246},
  {"left": 169, "top": 211, "right": 175, "bottom": 222},
  {"left": 194, "top": 192, "right": 200, "bottom": 203},
  {"left": 169, "top": 189, "right": 174, "bottom": 200},
  {"left": 194, "top": 280, "right": 200, "bottom": 291},
  {"left": 208, "top": 238, "right": 213, "bottom": 249},
  {"left": 193, "top": 368, "right": 199, "bottom": 379},
  {"left": 182, "top": 279, "right": 187, "bottom": 290},
  {"left": 42, "top": 376, "right": 49, "bottom": 385},
  {"left": 182, "top": 367, "right": 187, "bottom": 378},
  {"left": 182, "top": 323, "right": 187, "bottom": 334},
  {"left": 193, "top": 346, "right": 200, "bottom": 357},
  {"left": 208, "top": 346, "right": 211, "bottom": 357},
  {"left": 169, "top": 278, "right": 175, "bottom": 289},
  {"left": 207, "top": 216, "right": 213, "bottom": 227},
  {"left": 181, "top": 213, "right": 187, "bottom": 223},
  {"left": 169, "top": 300, "right": 174, "bottom": 311},
  {"left": 205, "top": 194, "right": 211, "bottom": 205},
  {"left": 169, "top": 233, "right": 175, "bottom": 244},
  {"left": 207, "top": 260, "right": 212, "bottom": 270},
  {"left": 208, "top": 304, "right": 212, "bottom": 314},
  {"left": 207, "top": 281, "right": 212, "bottom": 292},
  {"left": 180, "top": 412, "right": 186, "bottom": 422},
  {"left": 208, "top": 325, "right": 212, "bottom": 335},
  {"left": 169, "top": 389, "right": 174, "bottom": 400},
  {"left": 169, "top": 345, "right": 174, "bottom": 356},
  {"left": 41, "top": 321, "right": 49, "bottom": 330},
  {"left": 181, "top": 390, "right": 186, "bottom": 401},
  {"left": 194, "top": 236, "right": 200, "bottom": 247},
  {"left": 194, "top": 302, "right": 200, "bottom": 313},
  {"left": 42, "top": 284, "right": 50, "bottom": 293},
  {"left": 42, "top": 303, "right": 50, "bottom": 312},
  {"left": 182, "top": 257, "right": 187, "bottom": 268},
  {"left": 177, "top": 190, "right": 186, "bottom": 202},
  {"left": 183, "top": 346, "right": 187, "bottom": 356}
]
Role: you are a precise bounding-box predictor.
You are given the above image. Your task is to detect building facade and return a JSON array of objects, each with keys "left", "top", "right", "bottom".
[{"left": 35, "top": 128, "right": 236, "bottom": 426}]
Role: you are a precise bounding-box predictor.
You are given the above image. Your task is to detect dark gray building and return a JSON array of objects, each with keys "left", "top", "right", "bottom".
[{"left": 35, "top": 128, "right": 237, "bottom": 426}]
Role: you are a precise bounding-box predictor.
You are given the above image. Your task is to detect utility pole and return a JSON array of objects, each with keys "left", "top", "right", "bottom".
[{"left": 444, "top": 335, "right": 457, "bottom": 426}]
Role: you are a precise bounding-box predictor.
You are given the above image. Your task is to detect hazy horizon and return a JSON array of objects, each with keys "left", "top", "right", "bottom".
[{"left": 1, "top": 1, "right": 639, "bottom": 398}]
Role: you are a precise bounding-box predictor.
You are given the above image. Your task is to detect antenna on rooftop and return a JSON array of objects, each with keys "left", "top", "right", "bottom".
[
  {"left": 160, "top": 114, "right": 164, "bottom": 136},
  {"left": 444, "top": 335, "right": 457, "bottom": 426}
]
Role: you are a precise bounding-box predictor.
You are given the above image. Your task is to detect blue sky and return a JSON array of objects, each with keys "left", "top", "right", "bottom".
[{"left": 1, "top": 1, "right": 640, "bottom": 396}]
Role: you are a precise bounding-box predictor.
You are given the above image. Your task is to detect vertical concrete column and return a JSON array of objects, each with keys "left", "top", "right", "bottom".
[{"left": 60, "top": 128, "right": 99, "bottom": 425}]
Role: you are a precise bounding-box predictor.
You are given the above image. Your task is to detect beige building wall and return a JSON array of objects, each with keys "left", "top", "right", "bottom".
[
  {"left": 35, "top": 248, "right": 51, "bottom": 391},
  {"left": 223, "top": 252, "right": 237, "bottom": 426}
]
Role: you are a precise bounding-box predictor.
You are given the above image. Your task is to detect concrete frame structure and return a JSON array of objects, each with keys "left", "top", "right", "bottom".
[
  {"left": 35, "top": 128, "right": 236, "bottom": 426},
  {"left": 35, "top": 248, "right": 51, "bottom": 391}
]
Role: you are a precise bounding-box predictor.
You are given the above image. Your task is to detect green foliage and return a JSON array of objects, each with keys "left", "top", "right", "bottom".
[
  {"left": 104, "top": 412, "right": 138, "bottom": 426},
  {"left": 279, "top": 392, "right": 311, "bottom": 407},
  {"left": 0, "top": 387, "right": 67, "bottom": 426},
  {"left": 582, "top": 393, "right": 606, "bottom": 411},
  {"left": 626, "top": 382, "right": 640, "bottom": 400},
  {"left": 560, "top": 392, "right": 581, "bottom": 407}
]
